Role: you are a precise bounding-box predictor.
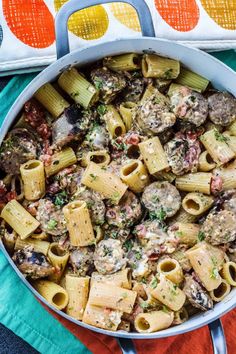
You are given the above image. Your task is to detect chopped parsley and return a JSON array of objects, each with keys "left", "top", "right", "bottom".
[
  {"left": 123, "top": 239, "right": 133, "bottom": 252},
  {"left": 89, "top": 173, "right": 98, "bottom": 182},
  {"left": 210, "top": 267, "right": 219, "bottom": 279},
  {"left": 198, "top": 231, "right": 205, "bottom": 242},
  {"left": 97, "top": 104, "right": 107, "bottom": 116},
  {"left": 121, "top": 292, "right": 128, "bottom": 299},
  {"left": 135, "top": 251, "right": 142, "bottom": 260},
  {"left": 149, "top": 208, "right": 167, "bottom": 231},
  {"left": 94, "top": 79, "right": 103, "bottom": 90},
  {"left": 152, "top": 195, "right": 160, "bottom": 203},
  {"left": 150, "top": 277, "right": 158, "bottom": 289},
  {"left": 214, "top": 129, "right": 229, "bottom": 143},
  {"left": 164, "top": 68, "right": 173, "bottom": 79},
  {"left": 47, "top": 219, "right": 58, "bottom": 230},
  {"left": 110, "top": 191, "right": 120, "bottom": 203},
  {"left": 54, "top": 190, "right": 68, "bottom": 207},
  {"left": 103, "top": 245, "right": 112, "bottom": 257},
  {"left": 162, "top": 305, "right": 169, "bottom": 313},
  {"left": 176, "top": 231, "right": 183, "bottom": 238},
  {"left": 140, "top": 301, "right": 149, "bottom": 309}
]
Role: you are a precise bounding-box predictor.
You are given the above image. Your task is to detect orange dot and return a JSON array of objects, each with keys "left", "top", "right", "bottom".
[
  {"left": 3, "top": 0, "right": 55, "bottom": 48},
  {"left": 155, "top": 0, "right": 199, "bottom": 32},
  {"left": 201, "top": 0, "right": 236, "bottom": 30},
  {"left": 54, "top": 0, "right": 109, "bottom": 40},
  {"left": 109, "top": 3, "right": 141, "bottom": 32}
]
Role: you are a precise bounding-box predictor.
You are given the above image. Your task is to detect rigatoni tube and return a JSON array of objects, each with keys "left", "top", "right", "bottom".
[
  {"left": 88, "top": 281, "right": 137, "bottom": 314},
  {"left": 63, "top": 200, "right": 95, "bottom": 247},
  {"left": 120, "top": 159, "right": 150, "bottom": 193},
  {"left": 175, "top": 173, "right": 212, "bottom": 195},
  {"left": 171, "top": 222, "right": 199, "bottom": 246},
  {"left": 198, "top": 151, "right": 216, "bottom": 172},
  {"left": 103, "top": 105, "right": 126, "bottom": 138},
  {"left": 200, "top": 129, "right": 235, "bottom": 166},
  {"left": 221, "top": 262, "right": 236, "bottom": 286},
  {"left": 34, "top": 83, "right": 70, "bottom": 118},
  {"left": 134, "top": 311, "right": 174, "bottom": 333},
  {"left": 65, "top": 275, "right": 90, "bottom": 320},
  {"left": 142, "top": 54, "right": 180, "bottom": 79},
  {"left": 58, "top": 68, "right": 98, "bottom": 108},
  {"left": 48, "top": 243, "right": 69, "bottom": 283},
  {"left": 20, "top": 160, "right": 45, "bottom": 201},
  {"left": 157, "top": 258, "right": 184, "bottom": 284},
  {"left": 1, "top": 200, "right": 40, "bottom": 239},
  {"left": 209, "top": 280, "right": 231, "bottom": 302},
  {"left": 33, "top": 280, "right": 69, "bottom": 310},
  {"left": 182, "top": 193, "right": 214, "bottom": 215},
  {"left": 81, "top": 150, "right": 110, "bottom": 168},
  {"left": 45, "top": 147, "right": 77, "bottom": 177},
  {"left": 91, "top": 269, "right": 132, "bottom": 289},
  {"left": 15, "top": 237, "right": 50, "bottom": 255},
  {"left": 119, "top": 102, "right": 136, "bottom": 130},
  {"left": 139, "top": 137, "right": 169, "bottom": 174},
  {"left": 103, "top": 53, "right": 140, "bottom": 71},
  {"left": 81, "top": 162, "right": 127, "bottom": 204},
  {"left": 175, "top": 67, "right": 209, "bottom": 92},
  {"left": 82, "top": 302, "right": 122, "bottom": 330}
]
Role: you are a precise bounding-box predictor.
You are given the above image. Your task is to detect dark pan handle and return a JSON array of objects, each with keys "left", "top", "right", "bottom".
[
  {"left": 116, "top": 320, "right": 227, "bottom": 354},
  {"left": 55, "top": 0, "right": 155, "bottom": 59}
]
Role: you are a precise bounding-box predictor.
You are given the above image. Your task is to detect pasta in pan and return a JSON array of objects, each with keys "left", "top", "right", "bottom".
[{"left": 1, "top": 52, "right": 236, "bottom": 334}]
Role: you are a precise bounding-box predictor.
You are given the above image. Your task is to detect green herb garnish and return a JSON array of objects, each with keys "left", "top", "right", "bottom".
[
  {"left": 47, "top": 219, "right": 58, "bottom": 230},
  {"left": 214, "top": 129, "right": 229, "bottom": 143},
  {"left": 97, "top": 104, "right": 107, "bottom": 116},
  {"left": 198, "top": 231, "right": 205, "bottom": 242},
  {"left": 150, "top": 277, "right": 158, "bottom": 289}
]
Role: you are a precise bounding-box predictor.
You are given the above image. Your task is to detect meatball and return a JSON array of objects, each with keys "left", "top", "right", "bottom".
[
  {"left": 69, "top": 247, "right": 94, "bottom": 276},
  {"left": 164, "top": 133, "right": 201, "bottom": 175},
  {"left": 170, "top": 86, "right": 208, "bottom": 127},
  {"left": 13, "top": 246, "right": 54, "bottom": 279},
  {"left": 91, "top": 67, "right": 126, "bottom": 103},
  {"left": 136, "top": 91, "right": 176, "bottom": 135},
  {"left": 0, "top": 128, "right": 37, "bottom": 174},
  {"left": 183, "top": 275, "right": 213, "bottom": 311},
  {"left": 36, "top": 199, "right": 67, "bottom": 236},
  {"left": 84, "top": 123, "right": 109, "bottom": 150},
  {"left": 142, "top": 182, "right": 181, "bottom": 218},
  {"left": 52, "top": 105, "right": 92, "bottom": 147},
  {"left": 75, "top": 187, "right": 105, "bottom": 225},
  {"left": 201, "top": 210, "right": 236, "bottom": 245},
  {"left": 94, "top": 239, "right": 126, "bottom": 274},
  {"left": 106, "top": 191, "right": 142, "bottom": 228},
  {"left": 208, "top": 92, "right": 236, "bottom": 126}
]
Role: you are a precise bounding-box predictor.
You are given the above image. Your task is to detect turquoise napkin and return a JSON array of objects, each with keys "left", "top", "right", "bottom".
[{"left": 0, "top": 50, "right": 236, "bottom": 353}]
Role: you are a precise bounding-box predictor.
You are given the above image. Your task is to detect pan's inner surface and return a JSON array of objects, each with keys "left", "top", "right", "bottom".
[{"left": 1, "top": 38, "right": 236, "bottom": 339}]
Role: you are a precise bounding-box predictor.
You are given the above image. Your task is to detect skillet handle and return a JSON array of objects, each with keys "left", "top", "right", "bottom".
[
  {"left": 117, "top": 338, "right": 137, "bottom": 354},
  {"left": 55, "top": 0, "right": 155, "bottom": 59},
  {"left": 209, "top": 319, "right": 227, "bottom": 354}
]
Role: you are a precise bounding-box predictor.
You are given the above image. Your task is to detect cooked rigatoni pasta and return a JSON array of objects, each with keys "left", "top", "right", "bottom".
[
  {"left": 175, "top": 173, "right": 212, "bottom": 195},
  {"left": 88, "top": 281, "right": 137, "bottom": 314},
  {"left": 81, "top": 150, "right": 110, "bottom": 168},
  {"left": 120, "top": 159, "right": 150, "bottom": 193},
  {"left": 81, "top": 162, "right": 127, "bottom": 203},
  {"left": 1, "top": 200, "right": 40, "bottom": 239},
  {"left": 20, "top": 160, "right": 45, "bottom": 201},
  {"left": 209, "top": 279, "right": 231, "bottom": 302},
  {"left": 157, "top": 258, "right": 184, "bottom": 284},
  {"left": 34, "top": 83, "right": 70, "bottom": 118},
  {"left": 103, "top": 53, "right": 140, "bottom": 71},
  {"left": 151, "top": 276, "right": 186, "bottom": 311},
  {"left": 119, "top": 102, "right": 136, "bottom": 130},
  {"left": 221, "top": 262, "right": 236, "bottom": 286},
  {"left": 182, "top": 192, "right": 214, "bottom": 215},
  {"left": 45, "top": 147, "right": 77, "bottom": 177},
  {"left": 48, "top": 243, "right": 69, "bottom": 282},
  {"left": 15, "top": 237, "right": 50, "bottom": 255},
  {"left": 33, "top": 280, "right": 69, "bottom": 310},
  {"left": 171, "top": 222, "right": 199, "bottom": 246},
  {"left": 2, "top": 51, "right": 236, "bottom": 335},
  {"left": 58, "top": 68, "right": 98, "bottom": 108},
  {"left": 91, "top": 269, "right": 132, "bottom": 289},
  {"left": 198, "top": 151, "right": 216, "bottom": 172},
  {"left": 82, "top": 302, "right": 122, "bottom": 331},
  {"left": 139, "top": 137, "right": 169, "bottom": 174},
  {"left": 65, "top": 275, "right": 90, "bottom": 320},
  {"left": 103, "top": 105, "right": 126, "bottom": 138},
  {"left": 134, "top": 310, "right": 174, "bottom": 333},
  {"left": 63, "top": 201, "right": 95, "bottom": 247},
  {"left": 186, "top": 243, "right": 223, "bottom": 291},
  {"left": 142, "top": 54, "right": 180, "bottom": 79},
  {"left": 200, "top": 129, "right": 235, "bottom": 166}
]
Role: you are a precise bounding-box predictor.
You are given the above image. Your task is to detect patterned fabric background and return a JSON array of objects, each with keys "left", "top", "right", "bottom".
[{"left": 0, "top": 0, "right": 236, "bottom": 73}]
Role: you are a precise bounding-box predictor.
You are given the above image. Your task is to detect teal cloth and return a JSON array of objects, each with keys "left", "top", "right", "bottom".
[{"left": 0, "top": 50, "right": 236, "bottom": 353}]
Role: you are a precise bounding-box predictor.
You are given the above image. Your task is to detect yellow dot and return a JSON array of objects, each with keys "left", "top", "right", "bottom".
[
  {"left": 110, "top": 3, "right": 141, "bottom": 32},
  {"left": 201, "top": 0, "right": 236, "bottom": 30},
  {"left": 54, "top": 0, "right": 109, "bottom": 40}
]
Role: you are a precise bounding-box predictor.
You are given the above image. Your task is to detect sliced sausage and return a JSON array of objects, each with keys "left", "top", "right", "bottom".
[
  {"left": 69, "top": 247, "right": 94, "bottom": 276},
  {"left": 103, "top": 225, "right": 130, "bottom": 243},
  {"left": 91, "top": 67, "right": 126, "bottom": 103},
  {"left": 106, "top": 191, "right": 142, "bottom": 228},
  {"left": 142, "top": 182, "right": 181, "bottom": 218},
  {"left": 36, "top": 199, "right": 67, "bottom": 236},
  {"left": 13, "top": 246, "right": 54, "bottom": 279},
  {"left": 183, "top": 274, "right": 213, "bottom": 311},
  {"left": 201, "top": 210, "right": 236, "bottom": 245},
  {"left": 208, "top": 92, "right": 236, "bottom": 126},
  {"left": 94, "top": 239, "right": 126, "bottom": 274},
  {"left": 170, "top": 86, "right": 208, "bottom": 127}
]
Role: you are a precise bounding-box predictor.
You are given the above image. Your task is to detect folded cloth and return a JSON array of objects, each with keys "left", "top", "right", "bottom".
[
  {"left": 0, "top": 0, "right": 236, "bottom": 74},
  {"left": 0, "top": 51, "right": 236, "bottom": 354}
]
